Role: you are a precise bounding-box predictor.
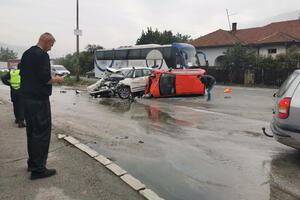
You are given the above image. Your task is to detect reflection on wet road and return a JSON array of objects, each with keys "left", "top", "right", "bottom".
[
  {"left": 49, "top": 85, "right": 299, "bottom": 200},
  {"left": 1, "top": 84, "right": 298, "bottom": 200}
]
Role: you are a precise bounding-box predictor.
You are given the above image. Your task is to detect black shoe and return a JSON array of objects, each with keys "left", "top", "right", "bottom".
[
  {"left": 18, "top": 122, "right": 26, "bottom": 128},
  {"left": 30, "top": 168, "right": 56, "bottom": 180}
]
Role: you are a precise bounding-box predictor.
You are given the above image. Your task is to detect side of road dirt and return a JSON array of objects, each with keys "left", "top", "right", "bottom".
[{"left": 0, "top": 97, "right": 145, "bottom": 200}]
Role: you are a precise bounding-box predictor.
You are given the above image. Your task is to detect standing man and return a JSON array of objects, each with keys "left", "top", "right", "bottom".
[
  {"left": 19, "top": 32, "right": 64, "bottom": 180},
  {"left": 1, "top": 64, "right": 26, "bottom": 128},
  {"left": 199, "top": 74, "right": 216, "bottom": 101}
]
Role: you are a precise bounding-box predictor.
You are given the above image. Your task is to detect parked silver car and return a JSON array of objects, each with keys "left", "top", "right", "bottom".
[
  {"left": 270, "top": 69, "right": 300, "bottom": 149},
  {"left": 51, "top": 65, "right": 70, "bottom": 77}
]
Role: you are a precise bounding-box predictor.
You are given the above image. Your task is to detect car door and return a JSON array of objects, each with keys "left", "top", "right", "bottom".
[{"left": 130, "top": 69, "right": 145, "bottom": 93}]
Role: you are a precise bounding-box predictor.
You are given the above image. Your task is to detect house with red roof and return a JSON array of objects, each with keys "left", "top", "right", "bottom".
[{"left": 190, "top": 19, "right": 300, "bottom": 67}]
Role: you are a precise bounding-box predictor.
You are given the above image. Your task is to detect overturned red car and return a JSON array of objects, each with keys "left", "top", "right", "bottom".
[{"left": 145, "top": 69, "right": 206, "bottom": 98}]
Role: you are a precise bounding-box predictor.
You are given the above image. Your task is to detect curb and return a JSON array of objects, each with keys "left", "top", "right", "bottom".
[{"left": 58, "top": 134, "right": 164, "bottom": 200}]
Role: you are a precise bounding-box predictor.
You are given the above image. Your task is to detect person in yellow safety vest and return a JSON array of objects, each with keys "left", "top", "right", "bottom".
[{"left": 1, "top": 65, "right": 26, "bottom": 128}]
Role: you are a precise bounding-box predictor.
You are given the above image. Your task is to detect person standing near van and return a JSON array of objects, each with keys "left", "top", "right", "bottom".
[
  {"left": 1, "top": 64, "right": 26, "bottom": 128},
  {"left": 19, "top": 32, "right": 64, "bottom": 180},
  {"left": 199, "top": 74, "right": 216, "bottom": 101}
]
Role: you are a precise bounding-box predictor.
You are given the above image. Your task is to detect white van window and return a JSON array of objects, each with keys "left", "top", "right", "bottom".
[
  {"left": 278, "top": 72, "right": 298, "bottom": 97},
  {"left": 291, "top": 77, "right": 300, "bottom": 108}
]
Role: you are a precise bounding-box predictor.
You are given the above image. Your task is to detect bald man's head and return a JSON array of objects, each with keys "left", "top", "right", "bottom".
[{"left": 37, "top": 32, "right": 55, "bottom": 52}]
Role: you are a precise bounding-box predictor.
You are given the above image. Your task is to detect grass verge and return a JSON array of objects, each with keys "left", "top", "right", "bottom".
[{"left": 60, "top": 76, "right": 96, "bottom": 86}]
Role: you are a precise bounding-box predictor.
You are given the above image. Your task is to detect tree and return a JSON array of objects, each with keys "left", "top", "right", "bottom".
[
  {"left": 220, "top": 43, "right": 256, "bottom": 83},
  {"left": 0, "top": 47, "right": 18, "bottom": 61},
  {"left": 53, "top": 44, "right": 104, "bottom": 75},
  {"left": 136, "top": 27, "right": 191, "bottom": 45}
]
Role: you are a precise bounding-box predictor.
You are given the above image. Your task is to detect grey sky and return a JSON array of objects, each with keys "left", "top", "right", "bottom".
[{"left": 0, "top": 0, "right": 300, "bottom": 58}]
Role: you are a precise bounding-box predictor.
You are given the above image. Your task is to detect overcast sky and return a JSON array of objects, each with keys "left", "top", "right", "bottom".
[{"left": 0, "top": 0, "right": 300, "bottom": 58}]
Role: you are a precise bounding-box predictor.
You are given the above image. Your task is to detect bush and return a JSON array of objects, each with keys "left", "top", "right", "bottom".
[{"left": 61, "top": 76, "right": 96, "bottom": 86}]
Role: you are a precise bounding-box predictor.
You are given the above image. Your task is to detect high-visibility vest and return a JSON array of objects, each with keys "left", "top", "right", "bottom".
[{"left": 10, "top": 69, "right": 21, "bottom": 90}]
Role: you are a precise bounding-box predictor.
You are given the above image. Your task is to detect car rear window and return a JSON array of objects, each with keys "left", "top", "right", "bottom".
[{"left": 278, "top": 72, "right": 299, "bottom": 97}]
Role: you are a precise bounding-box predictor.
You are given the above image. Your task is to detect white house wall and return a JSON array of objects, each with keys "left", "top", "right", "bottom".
[
  {"left": 0, "top": 61, "right": 7, "bottom": 68},
  {"left": 259, "top": 45, "right": 286, "bottom": 57},
  {"left": 197, "top": 45, "right": 289, "bottom": 66},
  {"left": 197, "top": 47, "right": 228, "bottom": 66}
]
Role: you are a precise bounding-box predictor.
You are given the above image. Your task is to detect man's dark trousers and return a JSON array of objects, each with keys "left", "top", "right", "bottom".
[{"left": 24, "top": 98, "right": 51, "bottom": 172}]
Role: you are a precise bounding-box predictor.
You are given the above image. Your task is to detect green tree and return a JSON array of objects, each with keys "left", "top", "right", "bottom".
[
  {"left": 85, "top": 44, "right": 103, "bottom": 53},
  {"left": 221, "top": 43, "right": 256, "bottom": 82},
  {"left": 53, "top": 44, "right": 103, "bottom": 75},
  {"left": 275, "top": 45, "right": 300, "bottom": 69},
  {"left": 136, "top": 27, "right": 191, "bottom": 45},
  {"left": 0, "top": 47, "right": 18, "bottom": 61}
]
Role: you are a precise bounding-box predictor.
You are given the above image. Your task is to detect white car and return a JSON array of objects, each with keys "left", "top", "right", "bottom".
[
  {"left": 0, "top": 67, "right": 9, "bottom": 72},
  {"left": 87, "top": 68, "right": 130, "bottom": 97},
  {"left": 116, "top": 67, "right": 153, "bottom": 99},
  {"left": 87, "top": 67, "right": 153, "bottom": 99},
  {"left": 51, "top": 65, "right": 70, "bottom": 77}
]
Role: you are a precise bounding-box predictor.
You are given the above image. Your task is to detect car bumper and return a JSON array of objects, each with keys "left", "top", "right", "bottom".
[{"left": 270, "top": 119, "right": 300, "bottom": 149}]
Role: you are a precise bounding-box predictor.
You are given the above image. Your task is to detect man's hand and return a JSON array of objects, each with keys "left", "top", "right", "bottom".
[
  {"left": 55, "top": 76, "right": 64, "bottom": 84},
  {"left": 47, "top": 76, "right": 64, "bottom": 84}
]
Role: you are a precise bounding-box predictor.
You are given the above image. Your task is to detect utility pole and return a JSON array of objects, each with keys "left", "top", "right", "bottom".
[{"left": 75, "top": 0, "right": 81, "bottom": 82}]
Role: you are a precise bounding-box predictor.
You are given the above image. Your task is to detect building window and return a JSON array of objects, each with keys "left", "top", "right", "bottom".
[{"left": 268, "top": 48, "right": 277, "bottom": 54}]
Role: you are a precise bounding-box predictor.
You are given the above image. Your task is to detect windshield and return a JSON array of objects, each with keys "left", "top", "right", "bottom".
[
  {"left": 120, "top": 69, "right": 132, "bottom": 77},
  {"left": 53, "top": 66, "right": 66, "bottom": 70},
  {"left": 181, "top": 47, "right": 198, "bottom": 67}
]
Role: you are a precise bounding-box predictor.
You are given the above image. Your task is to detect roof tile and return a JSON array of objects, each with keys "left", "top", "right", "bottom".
[{"left": 191, "top": 19, "right": 300, "bottom": 47}]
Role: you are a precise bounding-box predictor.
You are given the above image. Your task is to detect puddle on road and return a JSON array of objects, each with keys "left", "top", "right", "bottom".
[
  {"left": 269, "top": 151, "right": 300, "bottom": 199},
  {"left": 98, "top": 98, "right": 132, "bottom": 113},
  {"left": 98, "top": 98, "right": 195, "bottom": 132},
  {"left": 50, "top": 87, "right": 297, "bottom": 200}
]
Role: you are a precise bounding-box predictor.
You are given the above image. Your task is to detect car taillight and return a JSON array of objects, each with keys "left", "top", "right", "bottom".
[{"left": 278, "top": 98, "right": 291, "bottom": 119}]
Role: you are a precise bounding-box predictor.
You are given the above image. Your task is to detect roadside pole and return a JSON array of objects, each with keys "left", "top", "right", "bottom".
[{"left": 75, "top": 0, "right": 82, "bottom": 82}]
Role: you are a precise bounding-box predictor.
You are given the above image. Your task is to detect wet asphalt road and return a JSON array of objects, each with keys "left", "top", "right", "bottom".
[{"left": 1, "top": 84, "right": 300, "bottom": 200}]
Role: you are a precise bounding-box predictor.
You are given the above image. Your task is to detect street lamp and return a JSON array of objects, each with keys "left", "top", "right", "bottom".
[{"left": 74, "top": 0, "right": 82, "bottom": 82}]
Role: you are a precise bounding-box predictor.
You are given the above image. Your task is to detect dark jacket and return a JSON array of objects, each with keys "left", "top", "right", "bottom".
[
  {"left": 200, "top": 75, "right": 216, "bottom": 88},
  {"left": 1, "top": 69, "right": 22, "bottom": 100},
  {"left": 19, "top": 46, "right": 52, "bottom": 100}
]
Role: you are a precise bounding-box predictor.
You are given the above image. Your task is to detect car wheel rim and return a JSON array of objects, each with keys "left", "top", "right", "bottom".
[{"left": 119, "top": 87, "right": 130, "bottom": 99}]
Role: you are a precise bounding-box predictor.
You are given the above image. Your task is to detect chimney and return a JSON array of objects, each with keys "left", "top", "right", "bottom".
[{"left": 232, "top": 22, "right": 237, "bottom": 32}]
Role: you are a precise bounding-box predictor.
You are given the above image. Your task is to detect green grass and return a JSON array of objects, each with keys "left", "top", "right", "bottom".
[
  {"left": 60, "top": 76, "right": 96, "bottom": 86},
  {"left": 0, "top": 71, "right": 8, "bottom": 77}
]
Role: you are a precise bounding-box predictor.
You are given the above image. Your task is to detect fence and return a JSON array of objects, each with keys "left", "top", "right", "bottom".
[{"left": 202, "top": 66, "right": 299, "bottom": 87}]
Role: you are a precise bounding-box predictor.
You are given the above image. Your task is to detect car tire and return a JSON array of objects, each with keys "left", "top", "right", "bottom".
[{"left": 118, "top": 86, "right": 131, "bottom": 99}]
